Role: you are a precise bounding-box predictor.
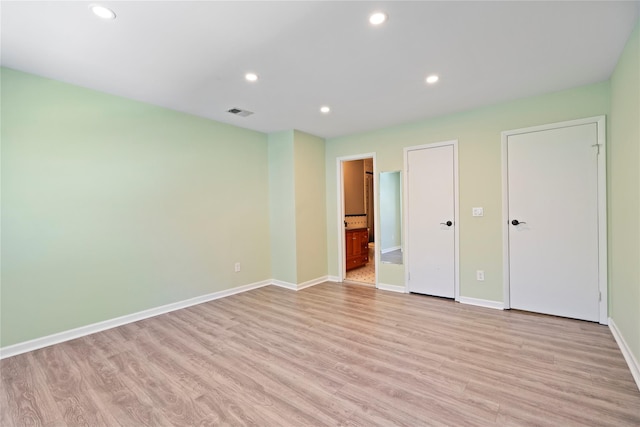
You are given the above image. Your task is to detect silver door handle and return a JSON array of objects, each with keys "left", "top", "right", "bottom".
[{"left": 440, "top": 221, "right": 453, "bottom": 226}]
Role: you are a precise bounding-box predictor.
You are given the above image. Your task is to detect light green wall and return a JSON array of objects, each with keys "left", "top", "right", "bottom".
[
  {"left": 326, "top": 81, "right": 610, "bottom": 301},
  {"left": 610, "top": 21, "right": 640, "bottom": 364},
  {"left": 378, "top": 263, "right": 404, "bottom": 287},
  {"left": 268, "top": 130, "right": 328, "bottom": 285},
  {"left": 293, "top": 130, "right": 328, "bottom": 283},
  {"left": 268, "top": 130, "right": 298, "bottom": 284},
  {"left": 1, "top": 68, "right": 271, "bottom": 347},
  {"left": 380, "top": 171, "right": 401, "bottom": 251}
]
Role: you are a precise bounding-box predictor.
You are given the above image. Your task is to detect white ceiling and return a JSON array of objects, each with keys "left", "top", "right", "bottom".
[{"left": 2, "top": 1, "right": 638, "bottom": 138}]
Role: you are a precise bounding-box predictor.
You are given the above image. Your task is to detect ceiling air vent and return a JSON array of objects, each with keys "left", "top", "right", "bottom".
[{"left": 227, "top": 108, "right": 253, "bottom": 117}]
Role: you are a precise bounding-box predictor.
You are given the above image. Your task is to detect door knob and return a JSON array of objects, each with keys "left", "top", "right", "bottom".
[
  {"left": 511, "top": 219, "right": 526, "bottom": 226},
  {"left": 440, "top": 221, "right": 453, "bottom": 226}
]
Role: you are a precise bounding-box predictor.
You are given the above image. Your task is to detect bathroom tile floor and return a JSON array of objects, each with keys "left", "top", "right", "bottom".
[{"left": 345, "top": 243, "right": 375, "bottom": 284}]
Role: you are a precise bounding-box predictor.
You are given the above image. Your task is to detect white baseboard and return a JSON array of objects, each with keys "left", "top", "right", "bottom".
[
  {"left": 381, "top": 246, "right": 401, "bottom": 254},
  {"left": 271, "top": 276, "right": 328, "bottom": 291},
  {"left": 377, "top": 283, "right": 406, "bottom": 293},
  {"left": 459, "top": 296, "right": 504, "bottom": 310},
  {"left": 609, "top": 317, "right": 640, "bottom": 391},
  {"left": 327, "top": 275, "right": 341, "bottom": 283},
  {"left": 0, "top": 279, "right": 272, "bottom": 360},
  {"left": 296, "top": 276, "right": 329, "bottom": 290},
  {"left": 270, "top": 279, "right": 297, "bottom": 290}
]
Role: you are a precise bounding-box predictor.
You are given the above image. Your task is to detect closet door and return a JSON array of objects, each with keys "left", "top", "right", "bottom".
[
  {"left": 406, "top": 143, "right": 456, "bottom": 298},
  {"left": 506, "top": 122, "right": 601, "bottom": 322}
]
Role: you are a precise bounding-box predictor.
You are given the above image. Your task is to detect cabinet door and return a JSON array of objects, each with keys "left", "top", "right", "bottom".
[
  {"left": 352, "top": 231, "right": 360, "bottom": 256},
  {"left": 346, "top": 230, "right": 356, "bottom": 257},
  {"left": 353, "top": 231, "right": 365, "bottom": 256}
]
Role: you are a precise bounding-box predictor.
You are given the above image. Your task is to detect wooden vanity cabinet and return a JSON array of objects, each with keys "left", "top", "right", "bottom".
[{"left": 346, "top": 228, "right": 369, "bottom": 271}]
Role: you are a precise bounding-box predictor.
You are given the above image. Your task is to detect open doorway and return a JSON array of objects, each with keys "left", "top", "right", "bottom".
[{"left": 338, "top": 155, "right": 377, "bottom": 286}]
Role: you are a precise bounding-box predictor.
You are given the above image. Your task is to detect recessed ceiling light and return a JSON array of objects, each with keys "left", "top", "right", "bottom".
[
  {"left": 89, "top": 4, "right": 116, "bottom": 20},
  {"left": 245, "top": 73, "right": 259, "bottom": 82},
  {"left": 320, "top": 106, "right": 331, "bottom": 114},
  {"left": 369, "top": 12, "right": 387, "bottom": 26},
  {"left": 426, "top": 75, "right": 439, "bottom": 84}
]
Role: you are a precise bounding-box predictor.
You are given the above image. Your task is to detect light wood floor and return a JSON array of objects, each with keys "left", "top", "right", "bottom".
[{"left": 2, "top": 283, "right": 639, "bottom": 426}]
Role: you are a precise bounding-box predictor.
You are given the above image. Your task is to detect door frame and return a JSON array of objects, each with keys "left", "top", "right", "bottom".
[
  {"left": 403, "top": 140, "right": 460, "bottom": 300},
  {"left": 501, "top": 116, "right": 608, "bottom": 324},
  {"left": 336, "top": 153, "right": 378, "bottom": 285}
]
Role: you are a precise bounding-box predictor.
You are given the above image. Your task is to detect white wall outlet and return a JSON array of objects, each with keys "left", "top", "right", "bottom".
[
  {"left": 476, "top": 270, "right": 485, "bottom": 281},
  {"left": 472, "top": 207, "right": 484, "bottom": 217},
  {"left": 234, "top": 262, "right": 241, "bottom": 273}
]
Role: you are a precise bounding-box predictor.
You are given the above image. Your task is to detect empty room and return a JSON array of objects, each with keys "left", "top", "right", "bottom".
[{"left": 1, "top": 1, "right": 639, "bottom": 425}]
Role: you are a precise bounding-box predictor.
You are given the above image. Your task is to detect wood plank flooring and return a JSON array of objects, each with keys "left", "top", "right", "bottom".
[{"left": 2, "top": 282, "right": 639, "bottom": 426}]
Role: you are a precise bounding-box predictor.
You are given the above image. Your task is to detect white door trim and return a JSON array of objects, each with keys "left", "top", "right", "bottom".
[
  {"left": 501, "top": 116, "right": 607, "bottom": 324},
  {"left": 336, "top": 153, "right": 378, "bottom": 285},
  {"left": 403, "top": 140, "right": 460, "bottom": 300}
]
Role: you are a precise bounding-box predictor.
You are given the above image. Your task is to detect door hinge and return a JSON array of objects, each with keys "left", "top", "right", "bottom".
[
  {"left": 599, "top": 291, "right": 602, "bottom": 302},
  {"left": 408, "top": 272, "right": 411, "bottom": 281},
  {"left": 591, "top": 143, "right": 601, "bottom": 155}
]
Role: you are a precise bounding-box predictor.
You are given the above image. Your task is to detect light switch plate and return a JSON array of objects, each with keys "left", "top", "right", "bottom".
[{"left": 472, "top": 207, "right": 484, "bottom": 217}]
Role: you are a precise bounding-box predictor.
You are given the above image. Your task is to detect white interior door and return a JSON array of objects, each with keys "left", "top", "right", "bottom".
[
  {"left": 507, "top": 123, "right": 600, "bottom": 322},
  {"left": 407, "top": 144, "right": 456, "bottom": 298}
]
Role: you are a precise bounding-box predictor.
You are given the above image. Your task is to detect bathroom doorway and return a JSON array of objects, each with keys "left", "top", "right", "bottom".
[{"left": 338, "top": 154, "right": 377, "bottom": 286}]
